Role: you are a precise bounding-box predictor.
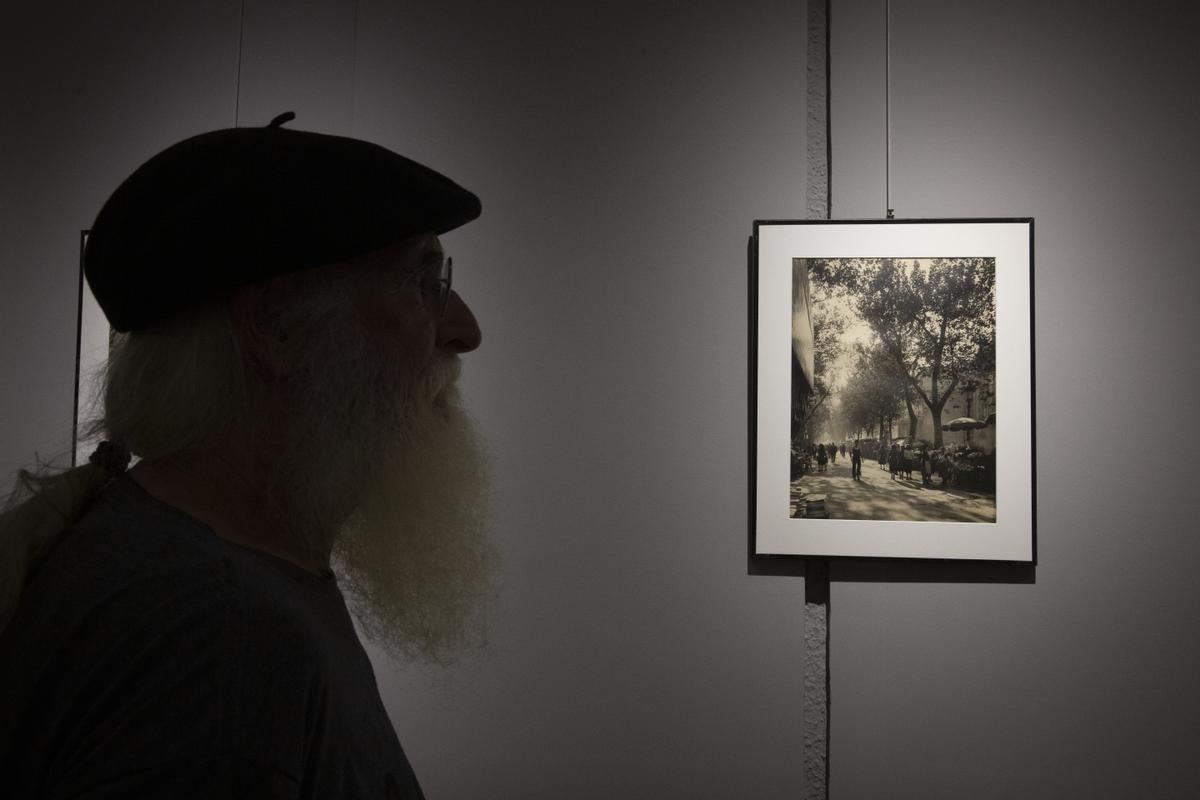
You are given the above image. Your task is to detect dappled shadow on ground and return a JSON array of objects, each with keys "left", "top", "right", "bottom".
[{"left": 791, "top": 460, "right": 996, "bottom": 523}]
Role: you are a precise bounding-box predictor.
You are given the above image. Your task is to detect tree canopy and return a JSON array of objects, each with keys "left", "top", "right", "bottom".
[
  {"left": 840, "top": 341, "right": 903, "bottom": 440},
  {"left": 810, "top": 257, "right": 995, "bottom": 446}
]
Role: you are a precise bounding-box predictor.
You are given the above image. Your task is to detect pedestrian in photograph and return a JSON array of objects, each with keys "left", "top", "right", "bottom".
[
  {"left": 889, "top": 442, "right": 900, "bottom": 480},
  {"left": 920, "top": 446, "right": 933, "bottom": 486},
  {"left": 817, "top": 443, "right": 828, "bottom": 473},
  {"left": 828, "top": 443, "right": 837, "bottom": 465},
  {"left": 851, "top": 440, "right": 863, "bottom": 481}
]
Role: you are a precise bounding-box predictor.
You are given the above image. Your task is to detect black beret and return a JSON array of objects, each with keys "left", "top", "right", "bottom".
[{"left": 84, "top": 113, "right": 481, "bottom": 332}]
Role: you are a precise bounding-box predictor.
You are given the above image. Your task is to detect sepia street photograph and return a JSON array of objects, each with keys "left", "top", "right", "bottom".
[{"left": 790, "top": 256, "right": 998, "bottom": 523}]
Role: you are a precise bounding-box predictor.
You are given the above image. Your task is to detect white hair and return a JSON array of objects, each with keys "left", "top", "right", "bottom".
[
  {"left": 1, "top": 264, "right": 349, "bottom": 632},
  {"left": 0, "top": 298, "right": 246, "bottom": 631},
  {"left": 2, "top": 259, "right": 496, "bottom": 664}
]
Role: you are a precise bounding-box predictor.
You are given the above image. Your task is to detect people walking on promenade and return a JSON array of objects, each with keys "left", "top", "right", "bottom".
[
  {"left": 920, "top": 446, "right": 933, "bottom": 486},
  {"left": 888, "top": 443, "right": 900, "bottom": 480},
  {"left": 851, "top": 440, "right": 863, "bottom": 481},
  {"left": 817, "top": 443, "right": 828, "bottom": 473}
]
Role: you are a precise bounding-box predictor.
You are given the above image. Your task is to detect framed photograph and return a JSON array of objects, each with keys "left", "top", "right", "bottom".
[{"left": 750, "top": 219, "right": 1035, "bottom": 562}]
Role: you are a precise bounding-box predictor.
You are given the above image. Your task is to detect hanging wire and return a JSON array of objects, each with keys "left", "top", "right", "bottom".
[
  {"left": 234, "top": 0, "right": 246, "bottom": 126},
  {"left": 885, "top": 0, "right": 894, "bottom": 219},
  {"left": 349, "top": 0, "right": 360, "bottom": 130},
  {"left": 825, "top": 0, "right": 833, "bottom": 220}
]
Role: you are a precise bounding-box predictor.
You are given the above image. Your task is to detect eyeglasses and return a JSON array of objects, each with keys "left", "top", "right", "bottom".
[
  {"left": 428, "top": 256, "right": 453, "bottom": 318},
  {"left": 395, "top": 255, "right": 453, "bottom": 318}
]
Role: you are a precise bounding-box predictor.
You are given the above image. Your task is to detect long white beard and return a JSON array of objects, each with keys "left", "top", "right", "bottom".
[
  {"left": 335, "top": 385, "right": 496, "bottom": 666},
  {"left": 272, "top": 311, "right": 496, "bottom": 666}
]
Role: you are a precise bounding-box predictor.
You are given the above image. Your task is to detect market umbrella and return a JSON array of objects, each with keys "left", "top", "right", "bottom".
[{"left": 941, "top": 416, "right": 988, "bottom": 431}]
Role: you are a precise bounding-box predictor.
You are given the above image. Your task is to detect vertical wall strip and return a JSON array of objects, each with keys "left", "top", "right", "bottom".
[
  {"left": 805, "top": 3, "right": 833, "bottom": 798},
  {"left": 804, "top": 559, "right": 831, "bottom": 799},
  {"left": 806, "top": 0, "right": 832, "bottom": 222}
]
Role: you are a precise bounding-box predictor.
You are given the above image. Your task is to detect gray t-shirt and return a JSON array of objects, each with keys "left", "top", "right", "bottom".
[{"left": 0, "top": 474, "right": 424, "bottom": 799}]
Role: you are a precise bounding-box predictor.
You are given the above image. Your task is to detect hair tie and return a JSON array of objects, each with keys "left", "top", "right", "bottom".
[{"left": 88, "top": 441, "right": 131, "bottom": 477}]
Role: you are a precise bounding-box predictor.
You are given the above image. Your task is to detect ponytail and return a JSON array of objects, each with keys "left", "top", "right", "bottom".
[
  {"left": 2, "top": 298, "right": 260, "bottom": 635},
  {"left": 0, "top": 443, "right": 130, "bottom": 634}
]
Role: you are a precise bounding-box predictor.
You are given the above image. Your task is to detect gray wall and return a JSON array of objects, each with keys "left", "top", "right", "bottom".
[
  {"left": 830, "top": 1, "right": 1200, "bottom": 798},
  {"left": 1, "top": 1, "right": 1197, "bottom": 798}
]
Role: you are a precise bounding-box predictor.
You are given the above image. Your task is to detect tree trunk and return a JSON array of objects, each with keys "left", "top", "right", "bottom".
[
  {"left": 904, "top": 384, "right": 918, "bottom": 440},
  {"left": 930, "top": 398, "right": 946, "bottom": 448},
  {"left": 927, "top": 374, "right": 958, "bottom": 449}
]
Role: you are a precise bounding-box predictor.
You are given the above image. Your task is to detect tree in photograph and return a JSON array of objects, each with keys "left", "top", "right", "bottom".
[
  {"left": 806, "top": 397, "right": 833, "bottom": 444},
  {"left": 812, "top": 258, "right": 996, "bottom": 447},
  {"left": 841, "top": 342, "right": 903, "bottom": 444},
  {"left": 832, "top": 399, "right": 863, "bottom": 442}
]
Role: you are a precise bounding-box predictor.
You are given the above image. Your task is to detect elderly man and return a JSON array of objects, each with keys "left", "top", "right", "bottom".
[{"left": 0, "top": 114, "right": 495, "bottom": 798}]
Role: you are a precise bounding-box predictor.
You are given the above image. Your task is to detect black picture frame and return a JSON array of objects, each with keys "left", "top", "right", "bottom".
[{"left": 750, "top": 219, "right": 1035, "bottom": 563}]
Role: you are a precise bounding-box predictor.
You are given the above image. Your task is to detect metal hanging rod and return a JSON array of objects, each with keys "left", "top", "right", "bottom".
[{"left": 886, "top": 0, "right": 894, "bottom": 219}]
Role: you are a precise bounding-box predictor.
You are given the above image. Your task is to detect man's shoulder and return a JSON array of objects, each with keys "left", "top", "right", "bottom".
[
  {"left": 9, "top": 475, "right": 348, "bottom": 676},
  {"left": 0, "top": 478, "right": 369, "bottom": 797}
]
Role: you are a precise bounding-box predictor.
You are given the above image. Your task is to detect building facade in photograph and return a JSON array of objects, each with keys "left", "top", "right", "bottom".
[{"left": 791, "top": 258, "right": 816, "bottom": 449}]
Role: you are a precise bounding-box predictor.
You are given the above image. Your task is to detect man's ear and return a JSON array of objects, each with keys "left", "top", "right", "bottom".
[{"left": 228, "top": 282, "right": 292, "bottom": 380}]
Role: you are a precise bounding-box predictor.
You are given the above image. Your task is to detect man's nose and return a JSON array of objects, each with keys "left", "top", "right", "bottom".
[{"left": 437, "top": 290, "right": 482, "bottom": 353}]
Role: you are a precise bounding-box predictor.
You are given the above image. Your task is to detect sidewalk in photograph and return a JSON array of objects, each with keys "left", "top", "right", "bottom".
[{"left": 790, "top": 453, "right": 996, "bottom": 523}]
